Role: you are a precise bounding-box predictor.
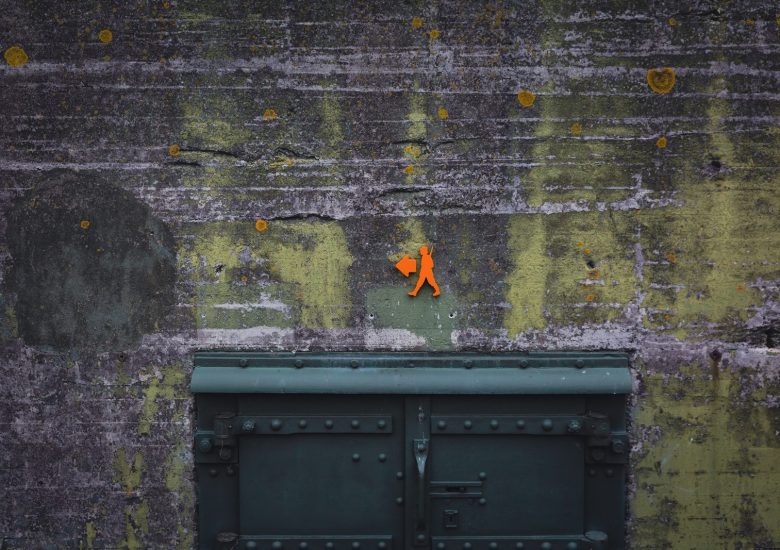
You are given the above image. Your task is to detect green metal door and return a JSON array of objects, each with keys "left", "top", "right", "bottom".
[
  {"left": 238, "top": 396, "right": 403, "bottom": 548},
  {"left": 193, "top": 353, "right": 629, "bottom": 550}
]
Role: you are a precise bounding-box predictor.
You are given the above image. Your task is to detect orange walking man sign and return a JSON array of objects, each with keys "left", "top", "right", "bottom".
[{"left": 394, "top": 245, "right": 441, "bottom": 297}]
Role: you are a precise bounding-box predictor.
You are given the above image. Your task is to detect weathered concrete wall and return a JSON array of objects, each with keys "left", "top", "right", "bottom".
[{"left": 1, "top": 1, "right": 779, "bottom": 548}]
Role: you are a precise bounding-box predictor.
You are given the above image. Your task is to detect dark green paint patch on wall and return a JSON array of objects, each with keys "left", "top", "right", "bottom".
[{"left": 5, "top": 176, "right": 177, "bottom": 351}]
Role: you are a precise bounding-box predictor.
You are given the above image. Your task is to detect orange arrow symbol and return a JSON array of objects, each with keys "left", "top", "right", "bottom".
[{"left": 395, "top": 255, "right": 417, "bottom": 277}]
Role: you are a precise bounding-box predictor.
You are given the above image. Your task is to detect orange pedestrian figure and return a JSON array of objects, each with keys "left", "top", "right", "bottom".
[{"left": 409, "top": 246, "right": 440, "bottom": 297}]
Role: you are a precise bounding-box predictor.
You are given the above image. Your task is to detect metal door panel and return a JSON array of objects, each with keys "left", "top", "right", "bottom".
[
  {"left": 240, "top": 432, "right": 402, "bottom": 533},
  {"left": 428, "top": 436, "right": 584, "bottom": 535}
]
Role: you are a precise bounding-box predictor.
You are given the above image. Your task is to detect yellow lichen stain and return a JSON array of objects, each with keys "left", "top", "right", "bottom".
[
  {"left": 404, "top": 165, "right": 415, "bottom": 174},
  {"left": 505, "top": 216, "right": 547, "bottom": 334},
  {"left": 163, "top": 1, "right": 171, "bottom": 8},
  {"left": 113, "top": 449, "right": 143, "bottom": 495},
  {"left": 744, "top": 18, "right": 755, "bottom": 26},
  {"left": 180, "top": 96, "right": 252, "bottom": 151},
  {"left": 516, "top": 90, "right": 536, "bottom": 108},
  {"left": 262, "top": 108, "right": 278, "bottom": 120},
  {"left": 647, "top": 67, "right": 676, "bottom": 94},
  {"left": 167, "top": 143, "right": 180, "bottom": 156},
  {"left": 736, "top": 282, "right": 747, "bottom": 292},
  {"left": 585, "top": 294, "right": 595, "bottom": 302},
  {"left": 576, "top": 241, "right": 585, "bottom": 248},
  {"left": 428, "top": 29, "right": 440, "bottom": 40},
  {"left": 98, "top": 29, "right": 113, "bottom": 43},
  {"left": 668, "top": 17, "right": 678, "bottom": 27},
  {"left": 505, "top": 212, "right": 638, "bottom": 336},
  {"left": 80, "top": 220, "right": 91, "bottom": 230},
  {"left": 388, "top": 218, "right": 428, "bottom": 264},
  {"left": 437, "top": 106, "right": 449, "bottom": 120},
  {"left": 570, "top": 122, "right": 583, "bottom": 136},
  {"left": 254, "top": 219, "right": 268, "bottom": 232},
  {"left": 656, "top": 135, "right": 668, "bottom": 148},
  {"left": 163, "top": 444, "right": 195, "bottom": 549},
  {"left": 641, "top": 72, "right": 774, "bottom": 337},
  {"left": 4, "top": 45, "right": 28, "bottom": 67},
  {"left": 404, "top": 144, "right": 423, "bottom": 159},
  {"left": 264, "top": 222, "right": 354, "bottom": 328},
  {"left": 138, "top": 364, "right": 186, "bottom": 435},
  {"left": 632, "top": 365, "right": 780, "bottom": 547},
  {"left": 179, "top": 221, "right": 351, "bottom": 330},
  {"left": 79, "top": 522, "right": 99, "bottom": 549},
  {"left": 319, "top": 91, "right": 344, "bottom": 160},
  {"left": 665, "top": 252, "right": 677, "bottom": 264},
  {"left": 123, "top": 501, "right": 149, "bottom": 550},
  {"left": 411, "top": 16, "right": 424, "bottom": 29}
]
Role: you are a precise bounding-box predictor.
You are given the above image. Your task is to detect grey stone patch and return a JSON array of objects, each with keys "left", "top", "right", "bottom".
[{"left": 5, "top": 175, "right": 177, "bottom": 352}]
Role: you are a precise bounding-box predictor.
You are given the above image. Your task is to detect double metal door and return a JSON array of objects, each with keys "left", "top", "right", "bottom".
[{"left": 196, "top": 393, "right": 623, "bottom": 550}]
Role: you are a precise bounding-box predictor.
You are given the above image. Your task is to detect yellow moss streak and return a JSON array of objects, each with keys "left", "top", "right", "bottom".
[
  {"left": 505, "top": 215, "right": 547, "bottom": 335},
  {"left": 113, "top": 449, "right": 143, "bottom": 495},
  {"left": 319, "top": 91, "right": 344, "bottom": 160},
  {"left": 388, "top": 218, "right": 428, "bottom": 264},
  {"left": 164, "top": 444, "right": 195, "bottom": 549},
  {"left": 404, "top": 92, "right": 428, "bottom": 182},
  {"left": 122, "top": 502, "right": 149, "bottom": 550},
  {"left": 524, "top": 94, "right": 639, "bottom": 206},
  {"left": 632, "top": 364, "right": 780, "bottom": 547},
  {"left": 264, "top": 222, "right": 353, "bottom": 328},
  {"left": 138, "top": 364, "right": 186, "bottom": 435},
  {"left": 79, "top": 522, "right": 97, "bottom": 549},
  {"left": 641, "top": 70, "right": 777, "bottom": 338},
  {"left": 181, "top": 95, "right": 252, "bottom": 150},
  {"left": 505, "top": 211, "right": 638, "bottom": 336},
  {"left": 180, "top": 221, "right": 353, "bottom": 330}
]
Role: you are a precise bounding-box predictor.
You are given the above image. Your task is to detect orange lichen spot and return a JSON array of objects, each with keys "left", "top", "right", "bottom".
[
  {"left": 584, "top": 248, "right": 592, "bottom": 255},
  {"left": 576, "top": 241, "right": 585, "bottom": 248},
  {"left": 667, "top": 17, "right": 678, "bottom": 27},
  {"left": 516, "top": 90, "right": 536, "bottom": 108},
  {"left": 665, "top": 252, "right": 677, "bottom": 264},
  {"left": 404, "top": 144, "right": 422, "bottom": 159},
  {"left": 404, "top": 165, "right": 415, "bottom": 174},
  {"left": 168, "top": 144, "right": 181, "bottom": 157},
  {"left": 411, "top": 16, "right": 424, "bottom": 29},
  {"left": 585, "top": 294, "right": 596, "bottom": 303},
  {"left": 656, "top": 136, "right": 668, "bottom": 148},
  {"left": 589, "top": 269, "right": 601, "bottom": 279},
  {"left": 437, "top": 106, "right": 449, "bottom": 120},
  {"left": 663, "top": 314, "right": 674, "bottom": 322},
  {"left": 570, "top": 122, "right": 583, "bottom": 136},
  {"left": 98, "top": 29, "right": 113, "bottom": 44},
  {"left": 163, "top": 1, "right": 171, "bottom": 8},
  {"left": 80, "top": 220, "right": 91, "bottom": 230},
  {"left": 428, "top": 29, "right": 440, "bottom": 40},
  {"left": 745, "top": 18, "right": 755, "bottom": 26},
  {"left": 254, "top": 219, "right": 268, "bottom": 232},
  {"left": 240, "top": 275, "right": 248, "bottom": 284},
  {"left": 4, "top": 46, "right": 28, "bottom": 67},
  {"left": 262, "top": 108, "right": 278, "bottom": 120},
  {"left": 646, "top": 67, "right": 676, "bottom": 94},
  {"left": 736, "top": 282, "right": 747, "bottom": 292}
]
